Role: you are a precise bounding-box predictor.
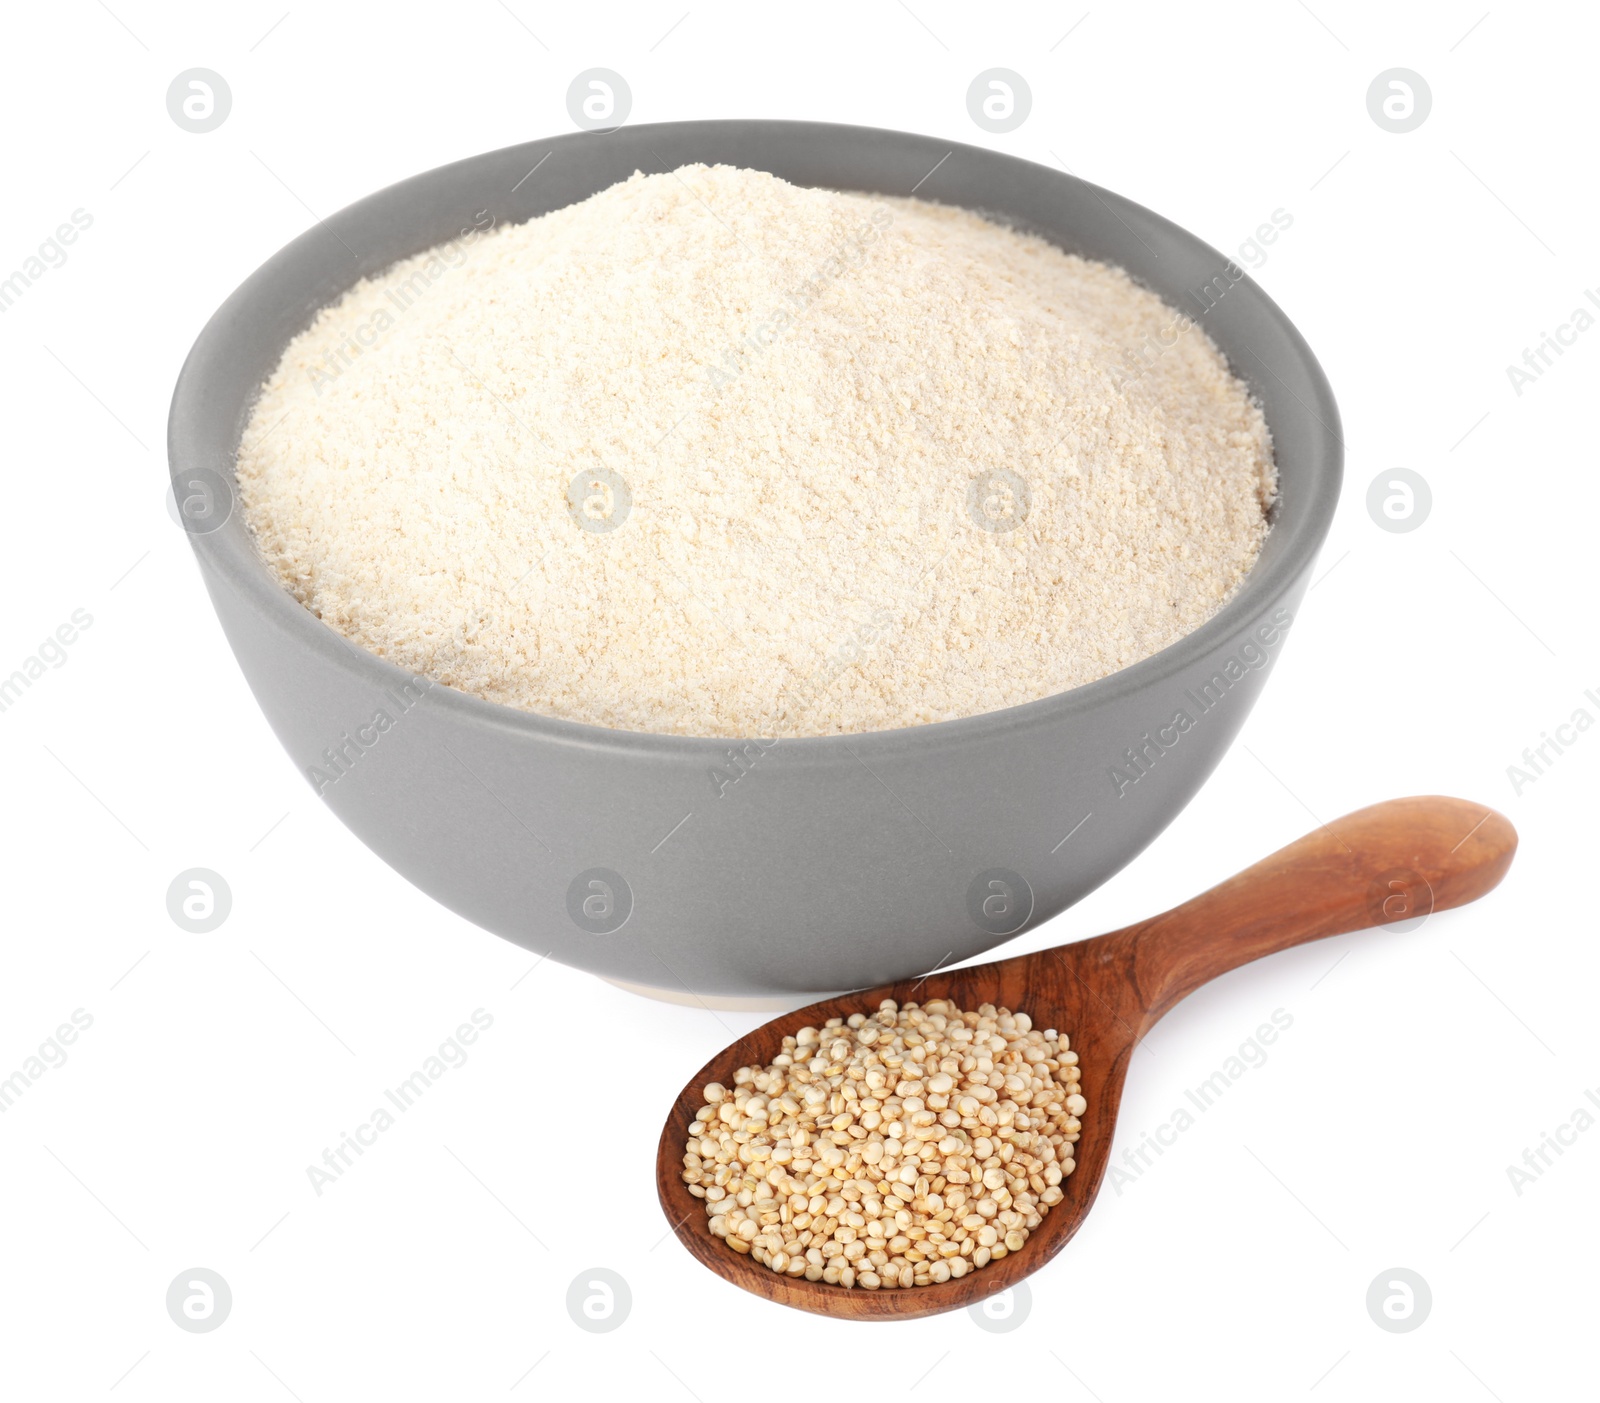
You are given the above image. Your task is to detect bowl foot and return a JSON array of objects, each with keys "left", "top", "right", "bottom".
[{"left": 597, "top": 974, "right": 841, "bottom": 1012}]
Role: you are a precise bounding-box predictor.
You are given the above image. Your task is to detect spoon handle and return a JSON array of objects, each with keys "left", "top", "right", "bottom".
[{"left": 1111, "top": 795, "right": 1517, "bottom": 1028}]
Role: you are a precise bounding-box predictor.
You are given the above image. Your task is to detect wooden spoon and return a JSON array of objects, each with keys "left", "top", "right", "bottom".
[{"left": 655, "top": 795, "right": 1516, "bottom": 1320}]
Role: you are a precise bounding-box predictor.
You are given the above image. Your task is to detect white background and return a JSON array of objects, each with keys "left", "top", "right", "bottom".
[{"left": 2, "top": 1, "right": 1595, "bottom": 1398}]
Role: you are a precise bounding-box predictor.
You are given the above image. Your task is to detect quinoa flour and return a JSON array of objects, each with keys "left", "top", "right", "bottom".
[{"left": 237, "top": 164, "right": 1275, "bottom": 737}]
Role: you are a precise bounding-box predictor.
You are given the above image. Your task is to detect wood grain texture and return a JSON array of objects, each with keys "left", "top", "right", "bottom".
[{"left": 656, "top": 796, "right": 1516, "bottom": 1320}]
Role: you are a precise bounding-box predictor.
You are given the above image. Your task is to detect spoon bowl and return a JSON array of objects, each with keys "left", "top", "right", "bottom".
[{"left": 655, "top": 795, "right": 1517, "bottom": 1319}]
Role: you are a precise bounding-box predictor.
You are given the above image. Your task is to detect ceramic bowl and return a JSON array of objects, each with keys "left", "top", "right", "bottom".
[{"left": 168, "top": 120, "right": 1341, "bottom": 999}]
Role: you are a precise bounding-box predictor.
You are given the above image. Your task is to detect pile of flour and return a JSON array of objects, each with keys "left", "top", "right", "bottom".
[{"left": 237, "top": 164, "right": 1275, "bottom": 737}]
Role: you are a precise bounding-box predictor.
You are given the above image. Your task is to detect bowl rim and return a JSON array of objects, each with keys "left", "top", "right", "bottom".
[{"left": 170, "top": 118, "right": 1343, "bottom": 760}]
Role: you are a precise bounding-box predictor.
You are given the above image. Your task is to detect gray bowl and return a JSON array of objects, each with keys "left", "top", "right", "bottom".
[{"left": 169, "top": 120, "right": 1341, "bottom": 999}]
